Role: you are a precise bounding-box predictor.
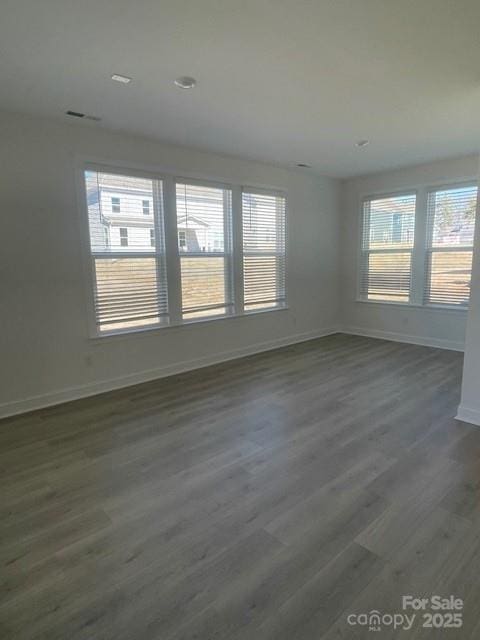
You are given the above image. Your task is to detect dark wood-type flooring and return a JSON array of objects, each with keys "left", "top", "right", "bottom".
[{"left": 2, "top": 334, "right": 480, "bottom": 639}]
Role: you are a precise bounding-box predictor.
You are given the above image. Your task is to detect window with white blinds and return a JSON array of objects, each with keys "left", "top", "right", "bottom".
[
  {"left": 85, "top": 170, "right": 168, "bottom": 333},
  {"left": 360, "top": 194, "right": 416, "bottom": 302},
  {"left": 176, "top": 183, "right": 233, "bottom": 319},
  {"left": 242, "top": 191, "right": 286, "bottom": 310},
  {"left": 82, "top": 166, "right": 288, "bottom": 335},
  {"left": 425, "top": 185, "right": 477, "bottom": 307}
]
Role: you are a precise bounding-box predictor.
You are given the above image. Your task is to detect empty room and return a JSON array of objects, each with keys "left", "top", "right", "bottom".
[{"left": 2, "top": 1, "right": 480, "bottom": 638}]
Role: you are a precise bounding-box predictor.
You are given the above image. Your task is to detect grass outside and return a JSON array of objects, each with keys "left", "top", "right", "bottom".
[
  {"left": 95, "top": 257, "right": 227, "bottom": 330},
  {"left": 367, "top": 251, "right": 472, "bottom": 305}
]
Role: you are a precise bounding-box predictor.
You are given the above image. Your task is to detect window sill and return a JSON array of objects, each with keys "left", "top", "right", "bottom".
[
  {"left": 355, "top": 299, "right": 468, "bottom": 313},
  {"left": 89, "top": 304, "right": 289, "bottom": 342}
]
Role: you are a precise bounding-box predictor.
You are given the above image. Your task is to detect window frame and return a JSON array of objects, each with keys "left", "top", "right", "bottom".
[
  {"left": 424, "top": 182, "right": 477, "bottom": 309},
  {"left": 111, "top": 196, "right": 121, "bottom": 213},
  {"left": 356, "top": 180, "right": 478, "bottom": 312},
  {"left": 84, "top": 168, "right": 169, "bottom": 335},
  {"left": 178, "top": 229, "right": 187, "bottom": 249},
  {"left": 357, "top": 190, "right": 417, "bottom": 305},
  {"left": 175, "top": 179, "right": 234, "bottom": 321},
  {"left": 242, "top": 187, "right": 288, "bottom": 312},
  {"left": 119, "top": 227, "right": 129, "bottom": 247},
  {"left": 78, "top": 161, "right": 288, "bottom": 339}
]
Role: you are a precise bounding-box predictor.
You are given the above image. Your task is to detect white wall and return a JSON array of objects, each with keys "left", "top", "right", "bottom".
[
  {"left": 457, "top": 158, "right": 480, "bottom": 426},
  {"left": 0, "top": 110, "right": 340, "bottom": 417},
  {"left": 339, "top": 154, "right": 479, "bottom": 351}
]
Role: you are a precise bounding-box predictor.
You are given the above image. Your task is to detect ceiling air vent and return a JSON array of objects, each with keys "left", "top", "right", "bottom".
[{"left": 66, "top": 111, "right": 101, "bottom": 122}]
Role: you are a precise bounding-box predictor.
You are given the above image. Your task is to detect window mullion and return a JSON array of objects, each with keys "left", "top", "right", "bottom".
[
  {"left": 232, "top": 185, "right": 244, "bottom": 314},
  {"left": 410, "top": 187, "right": 428, "bottom": 305},
  {"left": 152, "top": 179, "right": 166, "bottom": 323},
  {"left": 223, "top": 189, "right": 234, "bottom": 315},
  {"left": 163, "top": 176, "right": 182, "bottom": 324}
]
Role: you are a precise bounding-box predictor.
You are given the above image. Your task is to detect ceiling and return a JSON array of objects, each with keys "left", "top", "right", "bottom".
[{"left": 1, "top": 0, "right": 480, "bottom": 178}]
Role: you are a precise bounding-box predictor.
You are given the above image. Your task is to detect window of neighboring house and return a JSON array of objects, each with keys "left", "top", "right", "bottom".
[
  {"left": 142, "top": 200, "right": 150, "bottom": 215},
  {"left": 176, "top": 183, "right": 233, "bottom": 320},
  {"left": 242, "top": 190, "right": 286, "bottom": 311},
  {"left": 85, "top": 170, "right": 168, "bottom": 334},
  {"left": 83, "top": 167, "right": 287, "bottom": 336},
  {"left": 359, "top": 193, "right": 416, "bottom": 303},
  {"left": 119, "top": 228, "right": 129, "bottom": 247},
  {"left": 425, "top": 185, "right": 477, "bottom": 307},
  {"left": 178, "top": 230, "right": 186, "bottom": 249}
]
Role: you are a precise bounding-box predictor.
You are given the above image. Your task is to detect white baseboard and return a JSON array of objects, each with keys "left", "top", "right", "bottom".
[
  {"left": 339, "top": 326, "right": 464, "bottom": 353},
  {"left": 455, "top": 405, "right": 480, "bottom": 427},
  {"left": 0, "top": 327, "right": 337, "bottom": 420}
]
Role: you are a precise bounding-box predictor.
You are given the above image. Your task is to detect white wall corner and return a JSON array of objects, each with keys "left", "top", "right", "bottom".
[
  {"left": 455, "top": 405, "right": 480, "bottom": 427},
  {"left": 457, "top": 155, "right": 480, "bottom": 427}
]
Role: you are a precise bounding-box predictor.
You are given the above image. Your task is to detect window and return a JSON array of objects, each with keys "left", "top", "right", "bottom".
[
  {"left": 83, "top": 166, "right": 287, "bottom": 335},
  {"left": 360, "top": 193, "right": 416, "bottom": 302},
  {"left": 242, "top": 191, "right": 286, "bottom": 310},
  {"left": 178, "top": 230, "right": 186, "bottom": 249},
  {"left": 85, "top": 170, "right": 168, "bottom": 333},
  {"left": 176, "top": 182, "right": 233, "bottom": 320},
  {"left": 425, "top": 185, "right": 477, "bottom": 307},
  {"left": 119, "top": 228, "right": 129, "bottom": 247}
]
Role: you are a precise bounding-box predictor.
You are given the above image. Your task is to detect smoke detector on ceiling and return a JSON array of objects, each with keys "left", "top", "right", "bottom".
[
  {"left": 174, "top": 76, "right": 197, "bottom": 89},
  {"left": 111, "top": 74, "right": 132, "bottom": 84}
]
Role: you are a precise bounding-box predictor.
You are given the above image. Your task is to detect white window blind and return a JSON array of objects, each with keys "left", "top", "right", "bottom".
[
  {"left": 85, "top": 170, "right": 168, "bottom": 333},
  {"left": 242, "top": 191, "right": 286, "bottom": 311},
  {"left": 360, "top": 193, "right": 416, "bottom": 302},
  {"left": 83, "top": 165, "right": 288, "bottom": 336},
  {"left": 176, "top": 183, "right": 233, "bottom": 319},
  {"left": 425, "top": 185, "right": 477, "bottom": 307}
]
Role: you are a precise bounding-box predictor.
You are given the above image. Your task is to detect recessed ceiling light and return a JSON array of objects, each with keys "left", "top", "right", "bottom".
[
  {"left": 174, "top": 76, "right": 196, "bottom": 89},
  {"left": 296, "top": 163, "right": 311, "bottom": 168},
  {"left": 356, "top": 140, "right": 370, "bottom": 148},
  {"left": 111, "top": 74, "right": 132, "bottom": 84}
]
